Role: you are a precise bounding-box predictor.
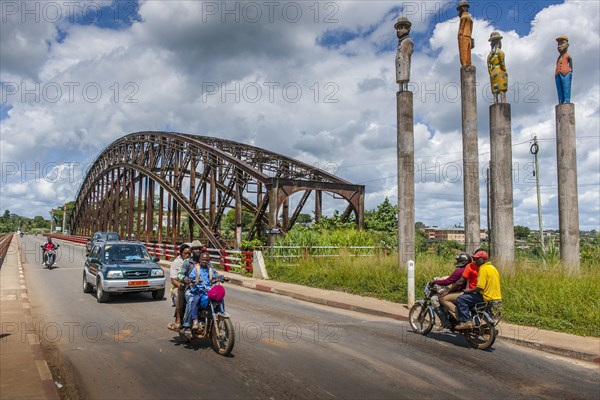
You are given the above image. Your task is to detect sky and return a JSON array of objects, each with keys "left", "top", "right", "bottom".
[{"left": 0, "top": 0, "right": 599, "bottom": 231}]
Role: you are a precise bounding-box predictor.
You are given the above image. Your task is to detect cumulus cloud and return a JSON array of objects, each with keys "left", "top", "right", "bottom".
[{"left": 0, "top": 0, "right": 598, "bottom": 231}]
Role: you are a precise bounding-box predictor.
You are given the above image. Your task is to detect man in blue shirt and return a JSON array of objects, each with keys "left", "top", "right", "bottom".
[{"left": 178, "top": 241, "right": 222, "bottom": 334}]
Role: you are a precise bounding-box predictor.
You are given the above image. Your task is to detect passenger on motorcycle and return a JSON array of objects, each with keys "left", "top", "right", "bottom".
[
  {"left": 167, "top": 243, "right": 191, "bottom": 332},
  {"left": 439, "top": 248, "right": 486, "bottom": 321},
  {"left": 455, "top": 250, "right": 502, "bottom": 330},
  {"left": 429, "top": 253, "right": 470, "bottom": 328},
  {"left": 178, "top": 241, "right": 223, "bottom": 335},
  {"left": 41, "top": 237, "right": 58, "bottom": 264}
]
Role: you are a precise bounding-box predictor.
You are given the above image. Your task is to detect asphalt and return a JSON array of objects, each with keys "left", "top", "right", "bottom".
[{"left": 1, "top": 235, "right": 598, "bottom": 399}]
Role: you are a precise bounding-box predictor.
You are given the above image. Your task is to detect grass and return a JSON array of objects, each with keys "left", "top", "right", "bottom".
[{"left": 265, "top": 253, "right": 600, "bottom": 337}]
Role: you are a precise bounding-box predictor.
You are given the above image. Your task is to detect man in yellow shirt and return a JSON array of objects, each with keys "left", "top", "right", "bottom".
[{"left": 455, "top": 250, "right": 501, "bottom": 329}]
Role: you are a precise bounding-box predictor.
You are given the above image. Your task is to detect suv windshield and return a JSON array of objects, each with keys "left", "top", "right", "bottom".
[
  {"left": 106, "top": 233, "right": 120, "bottom": 241},
  {"left": 103, "top": 244, "right": 152, "bottom": 263}
]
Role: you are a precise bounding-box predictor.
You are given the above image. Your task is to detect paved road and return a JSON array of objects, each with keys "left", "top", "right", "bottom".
[{"left": 21, "top": 237, "right": 599, "bottom": 399}]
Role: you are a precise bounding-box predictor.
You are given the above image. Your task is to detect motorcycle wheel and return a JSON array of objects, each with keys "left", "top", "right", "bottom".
[
  {"left": 211, "top": 317, "right": 235, "bottom": 356},
  {"left": 464, "top": 314, "right": 496, "bottom": 350},
  {"left": 408, "top": 302, "right": 434, "bottom": 335}
]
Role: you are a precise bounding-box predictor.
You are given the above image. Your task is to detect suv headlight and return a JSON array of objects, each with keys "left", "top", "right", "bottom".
[
  {"left": 151, "top": 269, "right": 164, "bottom": 277},
  {"left": 106, "top": 270, "right": 123, "bottom": 279}
]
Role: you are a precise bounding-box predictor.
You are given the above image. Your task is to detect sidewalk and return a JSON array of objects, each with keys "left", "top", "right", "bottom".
[
  {"left": 169, "top": 262, "right": 599, "bottom": 364},
  {"left": 0, "top": 235, "right": 60, "bottom": 400}
]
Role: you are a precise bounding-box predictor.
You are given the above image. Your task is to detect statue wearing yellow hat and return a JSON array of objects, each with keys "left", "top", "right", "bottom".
[
  {"left": 555, "top": 36, "right": 572, "bottom": 104},
  {"left": 487, "top": 31, "right": 508, "bottom": 104}
]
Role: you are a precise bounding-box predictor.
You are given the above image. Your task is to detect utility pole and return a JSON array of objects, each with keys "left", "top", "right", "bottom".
[
  {"left": 62, "top": 204, "right": 67, "bottom": 234},
  {"left": 531, "top": 136, "right": 545, "bottom": 252},
  {"left": 50, "top": 210, "right": 54, "bottom": 233}
]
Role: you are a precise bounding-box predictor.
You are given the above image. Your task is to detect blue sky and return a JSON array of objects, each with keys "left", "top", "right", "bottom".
[{"left": 0, "top": 0, "right": 598, "bottom": 231}]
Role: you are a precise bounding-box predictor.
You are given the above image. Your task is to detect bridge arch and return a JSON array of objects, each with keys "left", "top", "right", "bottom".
[{"left": 70, "top": 132, "right": 365, "bottom": 249}]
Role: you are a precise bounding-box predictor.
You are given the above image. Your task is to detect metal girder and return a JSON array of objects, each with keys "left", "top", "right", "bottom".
[{"left": 69, "top": 132, "right": 365, "bottom": 249}]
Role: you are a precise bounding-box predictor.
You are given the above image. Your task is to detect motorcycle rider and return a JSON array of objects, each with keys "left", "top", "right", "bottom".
[
  {"left": 429, "top": 253, "right": 471, "bottom": 328},
  {"left": 41, "top": 237, "right": 58, "bottom": 264},
  {"left": 177, "top": 241, "right": 224, "bottom": 336},
  {"left": 167, "top": 243, "right": 191, "bottom": 331},
  {"left": 455, "top": 250, "right": 502, "bottom": 330},
  {"left": 439, "top": 248, "right": 485, "bottom": 323}
]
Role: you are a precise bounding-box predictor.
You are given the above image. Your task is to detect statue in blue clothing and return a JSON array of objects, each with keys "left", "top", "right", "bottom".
[{"left": 555, "top": 36, "right": 573, "bottom": 104}]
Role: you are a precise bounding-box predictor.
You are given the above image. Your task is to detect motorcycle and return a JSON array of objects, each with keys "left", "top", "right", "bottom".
[
  {"left": 41, "top": 244, "right": 59, "bottom": 269},
  {"left": 408, "top": 282, "right": 502, "bottom": 350},
  {"left": 177, "top": 276, "right": 235, "bottom": 356}
]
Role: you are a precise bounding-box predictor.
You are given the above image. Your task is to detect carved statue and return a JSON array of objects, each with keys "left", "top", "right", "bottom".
[
  {"left": 487, "top": 31, "right": 508, "bottom": 104},
  {"left": 555, "top": 36, "right": 573, "bottom": 104},
  {"left": 457, "top": 0, "right": 474, "bottom": 67},
  {"left": 395, "top": 17, "right": 413, "bottom": 91}
]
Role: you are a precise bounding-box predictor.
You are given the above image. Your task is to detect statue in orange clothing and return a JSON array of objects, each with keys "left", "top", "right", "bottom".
[
  {"left": 555, "top": 36, "right": 572, "bottom": 104},
  {"left": 457, "top": 0, "right": 474, "bottom": 67}
]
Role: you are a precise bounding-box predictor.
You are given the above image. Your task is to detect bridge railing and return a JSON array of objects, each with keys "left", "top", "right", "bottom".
[
  {"left": 0, "top": 233, "right": 14, "bottom": 269},
  {"left": 43, "top": 234, "right": 253, "bottom": 274}
]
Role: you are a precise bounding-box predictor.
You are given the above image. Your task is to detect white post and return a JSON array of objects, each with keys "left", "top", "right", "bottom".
[{"left": 407, "top": 260, "right": 415, "bottom": 308}]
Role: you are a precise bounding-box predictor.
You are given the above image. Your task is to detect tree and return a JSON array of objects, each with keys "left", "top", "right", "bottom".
[
  {"left": 295, "top": 213, "right": 312, "bottom": 224},
  {"left": 514, "top": 225, "right": 531, "bottom": 240},
  {"left": 364, "top": 197, "right": 398, "bottom": 234},
  {"left": 415, "top": 221, "right": 426, "bottom": 230}
]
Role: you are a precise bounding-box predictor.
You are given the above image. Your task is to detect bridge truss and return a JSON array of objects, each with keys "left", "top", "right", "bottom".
[{"left": 69, "top": 132, "right": 365, "bottom": 249}]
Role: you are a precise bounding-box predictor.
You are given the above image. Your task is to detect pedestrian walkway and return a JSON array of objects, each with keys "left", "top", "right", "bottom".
[
  {"left": 203, "top": 265, "right": 600, "bottom": 363},
  {"left": 0, "top": 235, "right": 60, "bottom": 400}
]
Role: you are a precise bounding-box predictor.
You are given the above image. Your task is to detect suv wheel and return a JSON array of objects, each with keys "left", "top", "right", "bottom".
[
  {"left": 96, "top": 279, "right": 110, "bottom": 303},
  {"left": 152, "top": 289, "right": 165, "bottom": 300},
  {"left": 83, "top": 272, "right": 93, "bottom": 293}
]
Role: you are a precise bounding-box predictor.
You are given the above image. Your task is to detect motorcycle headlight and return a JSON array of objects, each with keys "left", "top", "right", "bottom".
[
  {"left": 106, "top": 270, "right": 123, "bottom": 279},
  {"left": 150, "top": 269, "right": 164, "bottom": 277}
]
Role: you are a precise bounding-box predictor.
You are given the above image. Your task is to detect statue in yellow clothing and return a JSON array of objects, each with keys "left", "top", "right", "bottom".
[{"left": 487, "top": 31, "right": 508, "bottom": 104}]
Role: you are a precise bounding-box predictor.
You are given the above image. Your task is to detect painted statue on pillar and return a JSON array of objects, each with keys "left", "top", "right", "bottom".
[
  {"left": 555, "top": 36, "right": 573, "bottom": 104},
  {"left": 395, "top": 17, "right": 413, "bottom": 92},
  {"left": 487, "top": 31, "right": 508, "bottom": 104},
  {"left": 457, "top": 0, "right": 474, "bottom": 67}
]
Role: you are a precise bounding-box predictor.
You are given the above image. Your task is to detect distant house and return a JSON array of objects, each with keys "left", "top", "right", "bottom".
[{"left": 422, "top": 228, "right": 488, "bottom": 243}]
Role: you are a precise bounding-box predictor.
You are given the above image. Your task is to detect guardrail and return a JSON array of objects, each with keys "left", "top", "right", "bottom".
[
  {"left": 0, "top": 233, "right": 14, "bottom": 268},
  {"left": 259, "top": 245, "right": 388, "bottom": 260},
  {"left": 43, "top": 234, "right": 253, "bottom": 274}
]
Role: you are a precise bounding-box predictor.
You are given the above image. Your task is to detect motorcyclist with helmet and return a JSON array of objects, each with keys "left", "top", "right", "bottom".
[
  {"left": 430, "top": 253, "right": 471, "bottom": 328},
  {"left": 41, "top": 237, "right": 59, "bottom": 264}
]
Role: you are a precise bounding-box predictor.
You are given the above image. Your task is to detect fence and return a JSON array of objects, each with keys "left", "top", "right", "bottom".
[
  {"left": 0, "top": 233, "right": 14, "bottom": 268},
  {"left": 259, "top": 246, "right": 388, "bottom": 262},
  {"left": 42, "top": 234, "right": 253, "bottom": 274}
]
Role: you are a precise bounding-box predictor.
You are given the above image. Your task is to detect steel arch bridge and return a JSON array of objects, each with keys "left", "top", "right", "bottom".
[{"left": 69, "top": 132, "right": 365, "bottom": 249}]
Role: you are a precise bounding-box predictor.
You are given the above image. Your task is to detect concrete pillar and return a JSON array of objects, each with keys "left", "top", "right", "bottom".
[
  {"left": 489, "top": 103, "right": 515, "bottom": 270},
  {"left": 555, "top": 104, "right": 580, "bottom": 271},
  {"left": 397, "top": 91, "right": 415, "bottom": 269},
  {"left": 460, "top": 66, "right": 481, "bottom": 253}
]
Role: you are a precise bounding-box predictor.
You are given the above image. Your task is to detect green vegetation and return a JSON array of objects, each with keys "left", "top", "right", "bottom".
[
  {"left": 266, "top": 251, "right": 600, "bottom": 337},
  {"left": 0, "top": 210, "right": 51, "bottom": 234}
]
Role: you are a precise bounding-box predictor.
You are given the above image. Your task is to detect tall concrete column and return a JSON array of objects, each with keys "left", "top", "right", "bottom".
[
  {"left": 555, "top": 104, "right": 580, "bottom": 271},
  {"left": 461, "top": 66, "right": 481, "bottom": 254},
  {"left": 397, "top": 91, "right": 415, "bottom": 268},
  {"left": 489, "top": 103, "right": 514, "bottom": 270}
]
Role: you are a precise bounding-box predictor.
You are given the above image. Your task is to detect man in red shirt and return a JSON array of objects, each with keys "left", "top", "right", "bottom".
[{"left": 439, "top": 248, "right": 485, "bottom": 322}]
